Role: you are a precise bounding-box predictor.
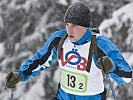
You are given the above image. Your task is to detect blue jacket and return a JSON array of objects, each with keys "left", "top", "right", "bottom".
[{"left": 18, "top": 28, "right": 132, "bottom": 85}]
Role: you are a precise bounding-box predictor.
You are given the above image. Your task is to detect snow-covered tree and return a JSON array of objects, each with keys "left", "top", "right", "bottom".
[{"left": 0, "top": 0, "right": 132, "bottom": 100}]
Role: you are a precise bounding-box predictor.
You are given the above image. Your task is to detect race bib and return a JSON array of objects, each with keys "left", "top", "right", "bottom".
[{"left": 60, "top": 68, "right": 88, "bottom": 93}]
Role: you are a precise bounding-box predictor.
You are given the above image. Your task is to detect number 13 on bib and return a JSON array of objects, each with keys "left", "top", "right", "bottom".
[{"left": 60, "top": 68, "right": 88, "bottom": 93}]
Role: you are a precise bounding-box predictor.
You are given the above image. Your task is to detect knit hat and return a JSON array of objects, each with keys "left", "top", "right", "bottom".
[{"left": 64, "top": 2, "right": 90, "bottom": 27}]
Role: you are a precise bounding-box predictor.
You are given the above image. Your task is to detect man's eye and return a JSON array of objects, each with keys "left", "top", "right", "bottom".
[
  {"left": 72, "top": 25, "right": 77, "bottom": 27},
  {"left": 66, "top": 23, "right": 68, "bottom": 26},
  {"left": 65, "top": 23, "right": 77, "bottom": 27}
]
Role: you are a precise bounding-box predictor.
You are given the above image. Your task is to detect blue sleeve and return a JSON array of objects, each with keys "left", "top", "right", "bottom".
[
  {"left": 97, "top": 36, "right": 132, "bottom": 85},
  {"left": 17, "top": 29, "right": 66, "bottom": 81}
]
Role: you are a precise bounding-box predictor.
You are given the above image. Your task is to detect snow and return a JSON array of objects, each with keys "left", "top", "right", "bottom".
[
  {"left": 20, "top": 7, "right": 53, "bottom": 44},
  {"left": 21, "top": 31, "right": 42, "bottom": 44},
  {"left": 24, "top": 75, "right": 45, "bottom": 100},
  {"left": 0, "top": 43, "right": 5, "bottom": 57},
  {"left": 112, "top": 3, "right": 133, "bottom": 22},
  {"left": 126, "top": 54, "right": 133, "bottom": 66},
  {"left": 57, "top": 0, "right": 68, "bottom": 6},
  {"left": 0, "top": 71, "right": 11, "bottom": 100},
  {"left": 36, "top": 8, "right": 53, "bottom": 35},
  {"left": 99, "top": 2, "right": 133, "bottom": 39},
  {"left": 126, "top": 28, "right": 133, "bottom": 47},
  {"left": 21, "top": 72, "right": 46, "bottom": 100},
  {"left": 0, "top": 72, "right": 6, "bottom": 86},
  {"left": 122, "top": 52, "right": 133, "bottom": 66},
  {"left": 0, "top": 0, "right": 9, "bottom": 6},
  {"left": 53, "top": 68, "right": 60, "bottom": 83},
  {"left": 8, "top": 0, "right": 17, "bottom": 9},
  {"left": 8, "top": 0, "right": 39, "bottom": 12},
  {"left": 0, "top": 16, "right": 4, "bottom": 28},
  {"left": 0, "top": 55, "right": 21, "bottom": 68}
]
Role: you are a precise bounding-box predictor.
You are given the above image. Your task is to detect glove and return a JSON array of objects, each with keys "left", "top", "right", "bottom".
[
  {"left": 6, "top": 72, "right": 22, "bottom": 89},
  {"left": 97, "top": 56, "right": 114, "bottom": 76}
]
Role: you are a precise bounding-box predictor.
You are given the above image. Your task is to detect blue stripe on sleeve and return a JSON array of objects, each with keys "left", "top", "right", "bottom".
[{"left": 18, "top": 29, "right": 66, "bottom": 81}]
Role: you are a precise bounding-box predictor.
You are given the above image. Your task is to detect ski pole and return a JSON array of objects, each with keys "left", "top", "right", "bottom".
[
  {"left": 11, "top": 88, "right": 15, "bottom": 100},
  {"left": 106, "top": 74, "right": 118, "bottom": 100},
  {"left": 100, "top": 57, "right": 118, "bottom": 100}
]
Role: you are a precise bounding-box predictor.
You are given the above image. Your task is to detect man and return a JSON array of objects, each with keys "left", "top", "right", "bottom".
[{"left": 6, "top": 2, "right": 132, "bottom": 100}]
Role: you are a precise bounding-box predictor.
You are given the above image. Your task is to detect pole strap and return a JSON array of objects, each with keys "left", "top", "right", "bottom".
[
  {"left": 86, "top": 33, "right": 97, "bottom": 72},
  {"left": 58, "top": 33, "right": 68, "bottom": 59}
]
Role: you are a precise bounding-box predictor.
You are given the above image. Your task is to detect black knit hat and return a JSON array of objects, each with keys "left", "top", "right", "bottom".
[{"left": 64, "top": 2, "right": 90, "bottom": 27}]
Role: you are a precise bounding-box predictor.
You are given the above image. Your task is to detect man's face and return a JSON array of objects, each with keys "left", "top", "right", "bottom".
[{"left": 66, "top": 23, "right": 88, "bottom": 42}]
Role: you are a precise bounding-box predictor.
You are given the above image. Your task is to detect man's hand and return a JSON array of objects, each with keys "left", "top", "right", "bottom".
[
  {"left": 97, "top": 56, "right": 114, "bottom": 75},
  {"left": 6, "top": 72, "right": 22, "bottom": 89}
]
